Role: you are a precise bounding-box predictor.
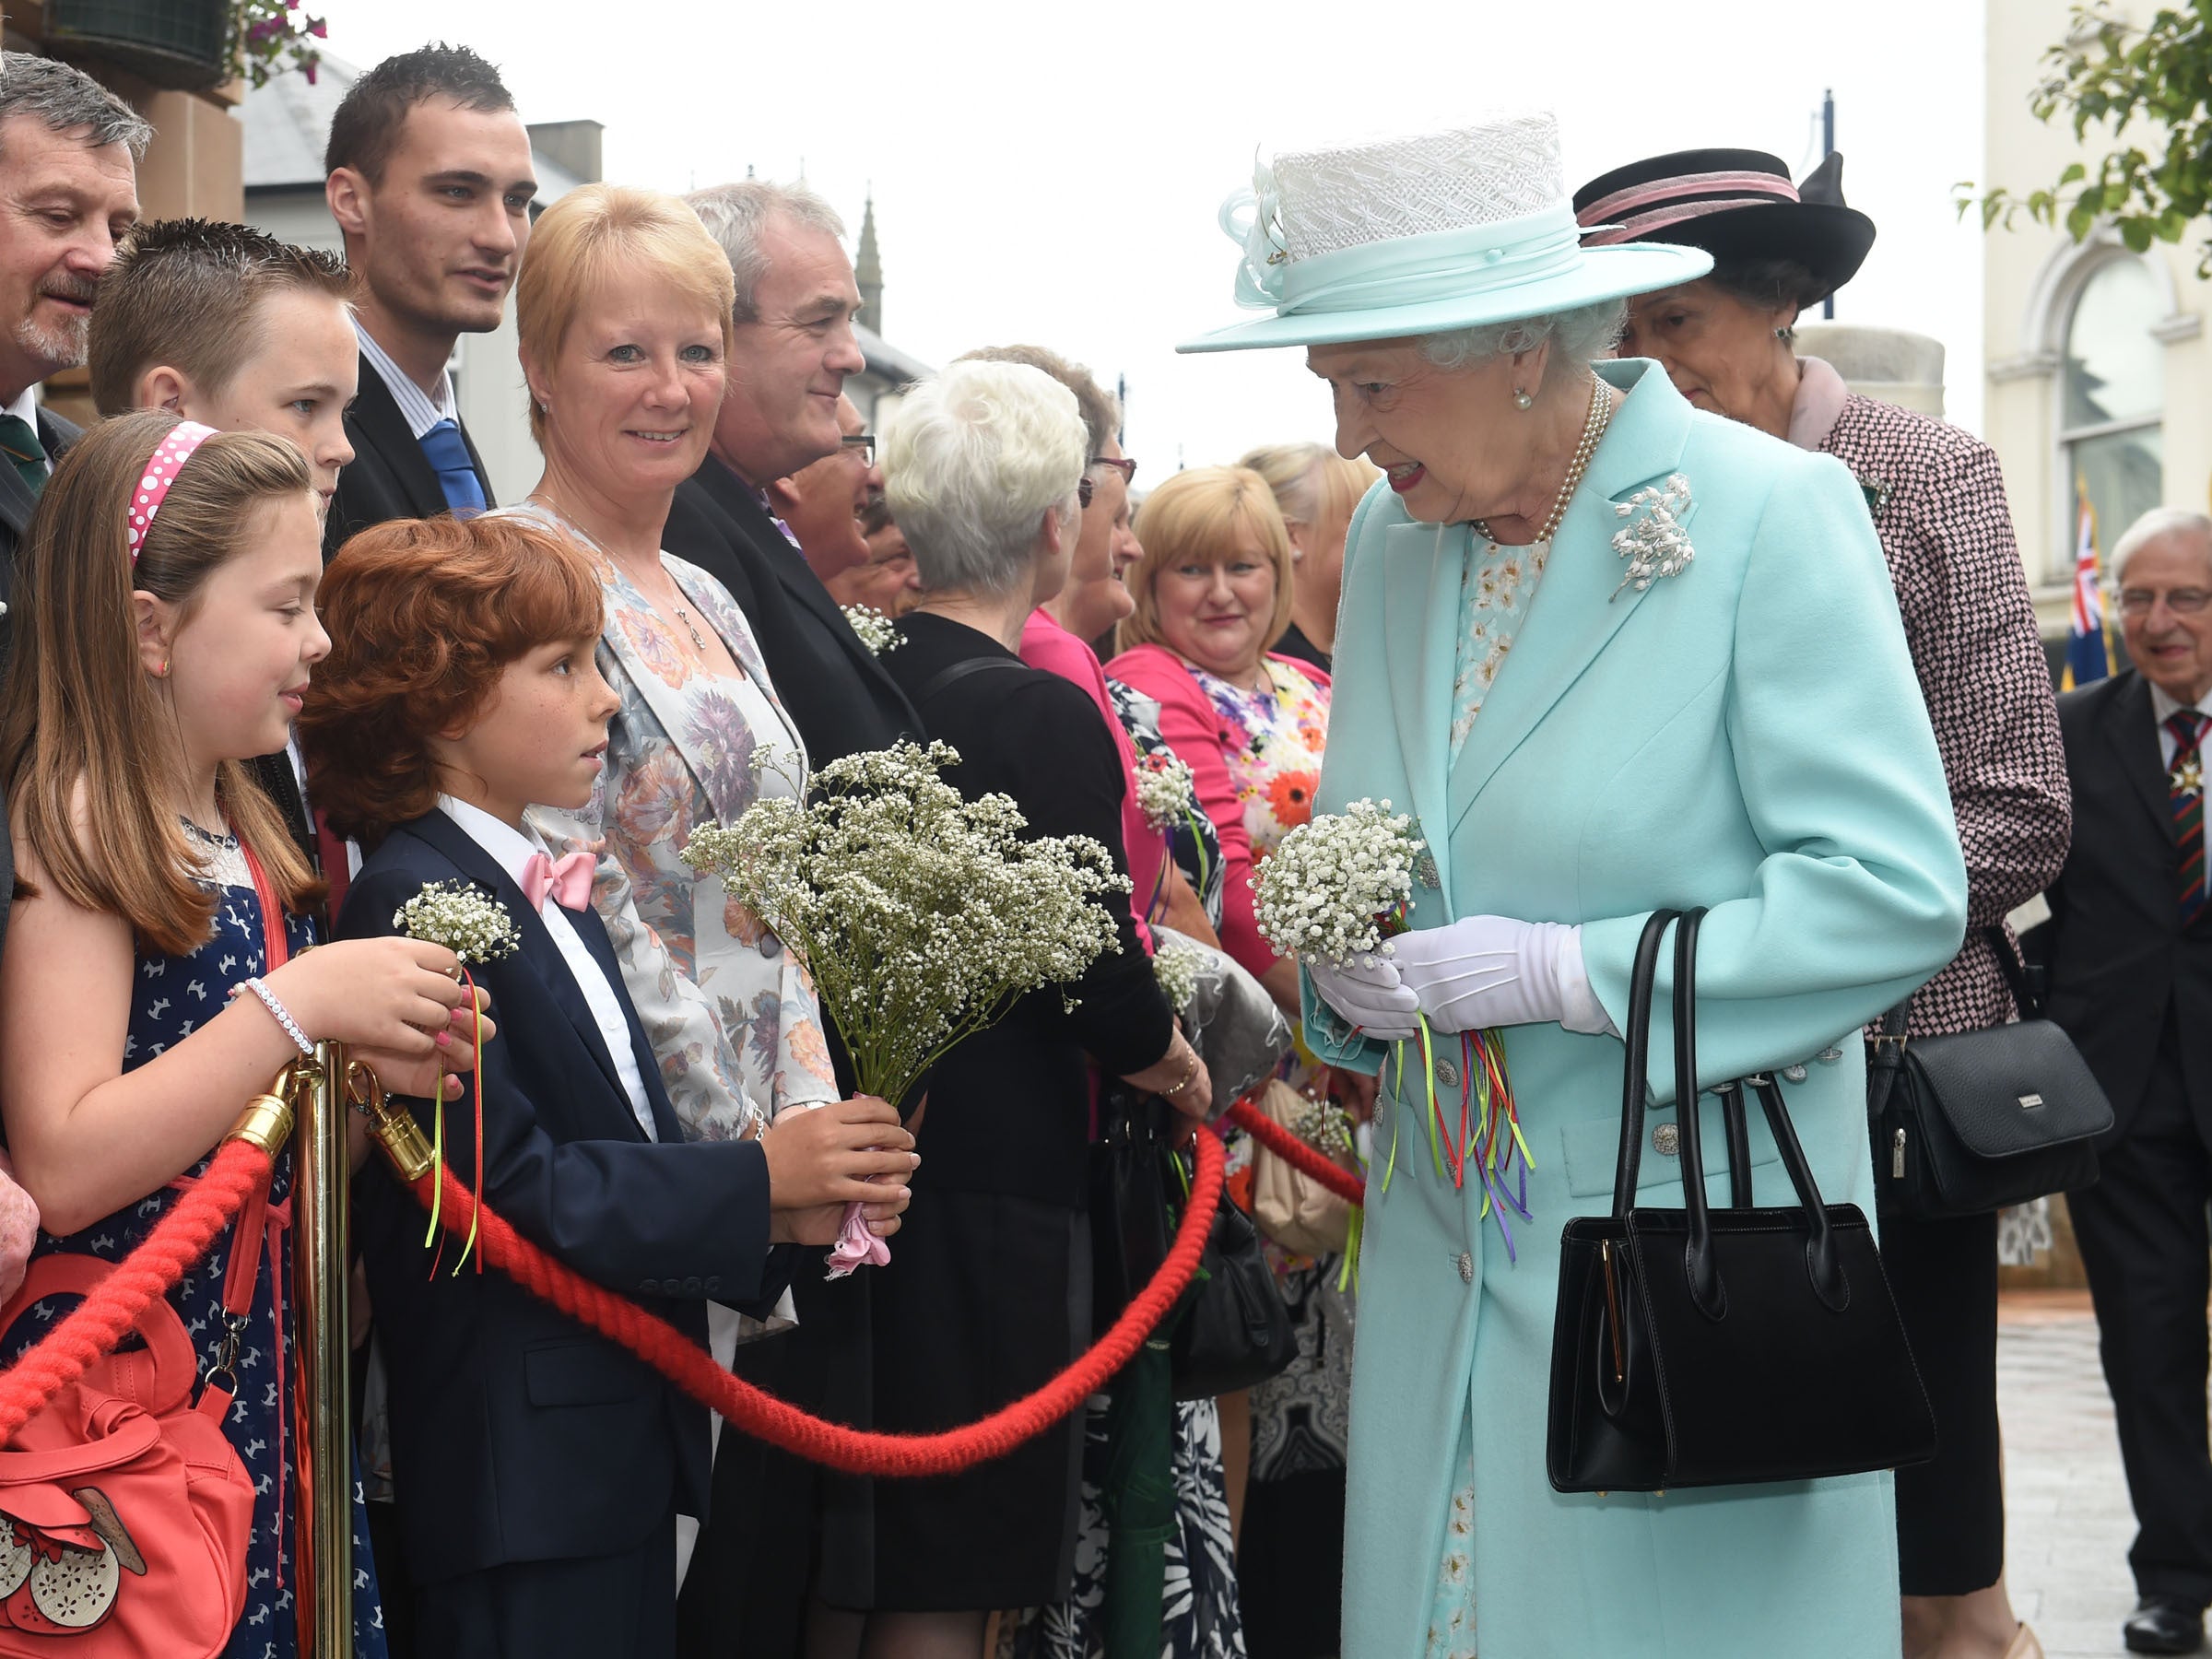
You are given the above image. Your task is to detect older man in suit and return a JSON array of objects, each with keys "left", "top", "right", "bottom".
[
  {"left": 665, "top": 182, "right": 921, "bottom": 765},
  {"left": 321, "top": 44, "right": 534, "bottom": 559},
  {"left": 661, "top": 179, "right": 918, "bottom": 1659},
  {"left": 2046, "top": 507, "right": 2212, "bottom": 1655},
  {"left": 0, "top": 54, "right": 147, "bottom": 953}
]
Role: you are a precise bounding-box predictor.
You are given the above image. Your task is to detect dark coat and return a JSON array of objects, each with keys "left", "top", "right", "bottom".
[
  {"left": 322, "top": 354, "right": 495, "bottom": 562},
  {"left": 2041, "top": 668, "right": 2212, "bottom": 1137},
  {"left": 662, "top": 453, "right": 921, "bottom": 765},
  {"left": 842, "top": 612, "right": 1173, "bottom": 1610},
  {"left": 339, "top": 808, "right": 789, "bottom": 1585},
  {"left": 0, "top": 405, "right": 80, "bottom": 955}
]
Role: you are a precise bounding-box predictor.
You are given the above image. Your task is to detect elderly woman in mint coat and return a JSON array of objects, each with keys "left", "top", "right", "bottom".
[{"left": 1181, "top": 112, "right": 1968, "bottom": 1659}]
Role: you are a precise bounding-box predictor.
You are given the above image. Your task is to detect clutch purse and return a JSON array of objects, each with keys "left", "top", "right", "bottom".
[
  {"left": 1865, "top": 927, "right": 2112, "bottom": 1218},
  {"left": 1546, "top": 908, "right": 1936, "bottom": 1493}
]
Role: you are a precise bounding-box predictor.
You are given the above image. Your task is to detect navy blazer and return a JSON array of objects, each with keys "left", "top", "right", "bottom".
[{"left": 340, "top": 808, "right": 789, "bottom": 1582}]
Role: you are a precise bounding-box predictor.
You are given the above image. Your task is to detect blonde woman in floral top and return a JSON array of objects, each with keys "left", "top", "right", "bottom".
[{"left": 1111, "top": 463, "right": 1357, "bottom": 1659}]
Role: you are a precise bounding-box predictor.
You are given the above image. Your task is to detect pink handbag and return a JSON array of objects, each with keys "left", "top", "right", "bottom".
[{"left": 0, "top": 1247, "right": 258, "bottom": 1653}]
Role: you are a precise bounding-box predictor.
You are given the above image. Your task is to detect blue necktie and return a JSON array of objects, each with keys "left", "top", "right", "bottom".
[{"left": 418, "top": 418, "right": 487, "bottom": 515}]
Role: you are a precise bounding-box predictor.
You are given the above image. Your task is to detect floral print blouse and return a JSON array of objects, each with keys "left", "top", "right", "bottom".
[
  {"left": 514, "top": 504, "right": 838, "bottom": 1140},
  {"left": 1452, "top": 535, "right": 1553, "bottom": 756},
  {"left": 1189, "top": 655, "right": 1332, "bottom": 863}
]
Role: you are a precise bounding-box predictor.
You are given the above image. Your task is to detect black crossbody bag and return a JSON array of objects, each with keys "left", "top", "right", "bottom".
[
  {"left": 1547, "top": 908, "right": 1936, "bottom": 1493},
  {"left": 1865, "top": 926, "right": 2112, "bottom": 1219}
]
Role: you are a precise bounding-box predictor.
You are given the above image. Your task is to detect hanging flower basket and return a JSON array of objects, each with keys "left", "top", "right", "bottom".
[{"left": 45, "top": 0, "right": 229, "bottom": 90}]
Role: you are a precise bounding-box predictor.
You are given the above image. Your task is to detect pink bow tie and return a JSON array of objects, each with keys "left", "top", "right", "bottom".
[{"left": 522, "top": 850, "right": 595, "bottom": 912}]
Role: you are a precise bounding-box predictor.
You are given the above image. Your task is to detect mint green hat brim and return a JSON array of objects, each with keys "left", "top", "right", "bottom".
[{"left": 1177, "top": 241, "right": 1712, "bottom": 354}]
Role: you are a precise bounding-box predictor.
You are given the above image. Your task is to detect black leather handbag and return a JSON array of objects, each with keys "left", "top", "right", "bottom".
[
  {"left": 1865, "top": 926, "right": 2112, "bottom": 1220},
  {"left": 1547, "top": 909, "right": 1937, "bottom": 1493},
  {"left": 1090, "top": 1091, "right": 1296, "bottom": 1402}
]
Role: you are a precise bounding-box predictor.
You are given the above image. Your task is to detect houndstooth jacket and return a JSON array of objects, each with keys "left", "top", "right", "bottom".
[{"left": 1808, "top": 374, "right": 2072, "bottom": 1037}]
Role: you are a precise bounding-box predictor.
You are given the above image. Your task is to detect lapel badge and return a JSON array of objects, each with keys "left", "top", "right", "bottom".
[{"left": 1858, "top": 477, "right": 1893, "bottom": 520}]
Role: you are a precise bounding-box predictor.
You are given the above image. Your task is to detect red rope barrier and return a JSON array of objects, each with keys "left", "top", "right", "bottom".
[
  {"left": 402, "top": 1128, "right": 1225, "bottom": 1477},
  {"left": 0, "top": 1140, "right": 271, "bottom": 1444},
  {"left": 1227, "top": 1096, "right": 1367, "bottom": 1207}
]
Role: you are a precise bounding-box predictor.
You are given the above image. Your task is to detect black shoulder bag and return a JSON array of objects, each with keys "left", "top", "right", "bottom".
[
  {"left": 1865, "top": 926, "right": 2112, "bottom": 1219},
  {"left": 1547, "top": 908, "right": 1936, "bottom": 1493}
]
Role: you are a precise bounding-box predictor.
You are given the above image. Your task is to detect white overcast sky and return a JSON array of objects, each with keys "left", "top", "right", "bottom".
[{"left": 313, "top": 0, "right": 2002, "bottom": 467}]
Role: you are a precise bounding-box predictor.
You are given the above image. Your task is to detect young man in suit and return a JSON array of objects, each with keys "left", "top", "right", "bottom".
[
  {"left": 2043, "top": 508, "right": 2212, "bottom": 1656},
  {"left": 321, "top": 44, "right": 535, "bottom": 559},
  {"left": 0, "top": 53, "right": 147, "bottom": 954},
  {"left": 86, "top": 219, "right": 359, "bottom": 856},
  {"left": 666, "top": 181, "right": 921, "bottom": 767}
]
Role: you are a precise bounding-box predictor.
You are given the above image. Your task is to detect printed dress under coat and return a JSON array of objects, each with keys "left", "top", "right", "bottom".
[
  {"left": 514, "top": 503, "right": 840, "bottom": 1141},
  {"left": 8, "top": 831, "right": 388, "bottom": 1658}
]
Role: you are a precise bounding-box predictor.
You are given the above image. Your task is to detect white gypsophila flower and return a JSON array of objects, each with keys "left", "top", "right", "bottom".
[
  {"left": 681, "top": 739, "right": 1129, "bottom": 1105},
  {"left": 1152, "top": 939, "right": 1203, "bottom": 1010},
  {"left": 1287, "top": 1091, "right": 1359, "bottom": 1162},
  {"left": 841, "top": 605, "right": 901, "bottom": 654},
  {"left": 1250, "top": 797, "right": 1425, "bottom": 969},
  {"left": 1133, "top": 749, "right": 1198, "bottom": 832},
  {"left": 394, "top": 881, "right": 521, "bottom": 966}
]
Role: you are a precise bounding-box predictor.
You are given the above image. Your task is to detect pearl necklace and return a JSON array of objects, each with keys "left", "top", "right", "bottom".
[{"left": 1474, "top": 376, "right": 1615, "bottom": 547}]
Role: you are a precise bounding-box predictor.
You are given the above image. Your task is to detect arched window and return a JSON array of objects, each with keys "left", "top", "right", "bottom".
[{"left": 2061, "top": 256, "right": 2164, "bottom": 574}]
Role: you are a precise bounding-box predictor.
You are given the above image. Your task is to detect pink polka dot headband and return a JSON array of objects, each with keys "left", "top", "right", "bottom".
[{"left": 127, "top": 421, "right": 218, "bottom": 562}]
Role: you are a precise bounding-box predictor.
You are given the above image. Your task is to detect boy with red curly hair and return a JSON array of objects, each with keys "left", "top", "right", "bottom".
[{"left": 300, "top": 512, "right": 915, "bottom": 1657}]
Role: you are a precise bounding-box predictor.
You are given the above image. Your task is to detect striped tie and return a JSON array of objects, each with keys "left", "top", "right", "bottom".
[{"left": 2172, "top": 711, "right": 2210, "bottom": 924}]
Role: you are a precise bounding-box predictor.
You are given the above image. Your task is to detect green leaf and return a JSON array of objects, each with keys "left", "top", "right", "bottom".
[{"left": 2121, "top": 216, "right": 2156, "bottom": 250}]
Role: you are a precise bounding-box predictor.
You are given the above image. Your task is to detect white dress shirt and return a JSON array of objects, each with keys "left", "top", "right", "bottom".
[
  {"left": 3, "top": 384, "right": 45, "bottom": 473},
  {"left": 355, "top": 320, "right": 456, "bottom": 441},
  {"left": 436, "top": 795, "right": 656, "bottom": 1139}
]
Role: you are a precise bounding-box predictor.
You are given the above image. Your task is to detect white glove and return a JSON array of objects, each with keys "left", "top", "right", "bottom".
[
  {"left": 1389, "top": 916, "right": 1616, "bottom": 1037},
  {"left": 1308, "top": 952, "right": 1422, "bottom": 1041}
]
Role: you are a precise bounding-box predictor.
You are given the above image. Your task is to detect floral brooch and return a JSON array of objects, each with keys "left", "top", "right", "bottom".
[{"left": 1611, "top": 473, "right": 1695, "bottom": 600}]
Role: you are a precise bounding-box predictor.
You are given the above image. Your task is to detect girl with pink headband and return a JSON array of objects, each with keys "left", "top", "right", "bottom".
[{"left": 0, "top": 411, "right": 489, "bottom": 1656}]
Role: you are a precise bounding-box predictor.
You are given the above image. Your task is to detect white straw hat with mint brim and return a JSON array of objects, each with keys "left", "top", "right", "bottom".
[{"left": 1179, "top": 114, "right": 1713, "bottom": 354}]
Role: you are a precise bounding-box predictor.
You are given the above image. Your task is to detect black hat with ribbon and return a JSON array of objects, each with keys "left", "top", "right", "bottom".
[{"left": 1571, "top": 148, "right": 1876, "bottom": 304}]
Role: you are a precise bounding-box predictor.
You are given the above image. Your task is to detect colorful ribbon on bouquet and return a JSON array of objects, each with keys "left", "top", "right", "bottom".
[
  {"left": 424, "top": 968, "right": 488, "bottom": 1276},
  {"left": 1380, "top": 1020, "right": 1531, "bottom": 1261}
]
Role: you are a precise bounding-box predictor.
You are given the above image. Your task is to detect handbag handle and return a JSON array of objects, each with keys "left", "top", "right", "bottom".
[{"left": 1609, "top": 909, "right": 1681, "bottom": 1213}]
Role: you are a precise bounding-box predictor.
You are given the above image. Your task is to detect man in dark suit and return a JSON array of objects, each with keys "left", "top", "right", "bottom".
[
  {"left": 319, "top": 44, "right": 535, "bottom": 560},
  {"left": 665, "top": 182, "right": 921, "bottom": 765},
  {"left": 0, "top": 54, "right": 149, "bottom": 950},
  {"left": 2044, "top": 507, "right": 2212, "bottom": 1656},
  {"left": 661, "top": 179, "right": 920, "bottom": 1659}
]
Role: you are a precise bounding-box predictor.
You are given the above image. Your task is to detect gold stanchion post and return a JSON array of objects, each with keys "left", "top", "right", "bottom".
[{"left": 289, "top": 1042, "right": 352, "bottom": 1657}]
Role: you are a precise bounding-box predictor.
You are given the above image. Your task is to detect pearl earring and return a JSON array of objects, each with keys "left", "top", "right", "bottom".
[{"left": 1513, "top": 389, "right": 1535, "bottom": 411}]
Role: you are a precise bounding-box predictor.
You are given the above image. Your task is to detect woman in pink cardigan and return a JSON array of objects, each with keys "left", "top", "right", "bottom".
[{"left": 1110, "top": 462, "right": 1359, "bottom": 1659}]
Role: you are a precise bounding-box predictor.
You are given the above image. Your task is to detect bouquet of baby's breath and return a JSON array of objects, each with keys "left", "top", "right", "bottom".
[
  {"left": 841, "top": 605, "right": 900, "bottom": 655},
  {"left": 1252, "top": 798, "right": 1425, "bottom": 969},
  {"left": 1133, "top": 750, "right": 1198, "bottom": 832},
  {"left": 681, "top": 740, "right": 1128, "bottom": 1106},
  {"left": 1151, "top": 938, "right": 1203, "bottom": 1011},
  {"left": 395, "top": 882, "right": 520, "bottom": 965}
]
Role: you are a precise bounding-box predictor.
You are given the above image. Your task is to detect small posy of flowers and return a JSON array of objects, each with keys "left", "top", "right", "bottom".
[
  {"left": 229, "top": 0, "right": 328, "bottom": 87},
  {"left": 681, "top": 740, "right": 1128, "bottom": 1107},
  {"left": 1151, "top": 939, "right": 1203, "bottom": 1010},
  {"left": 1252, "top": 797, "right": 1425, "bottom": 969},
  {"left": 394, "top": 882, "right": 521, "bottom": 966},
  {"left": 841, "top": 605, "right": 900, "bottom": 655},
  {"left": 1288, "top": 1090, "right": 1359, "bottom": 1163},
  {"left": 1134, "top": 749, "right": 1198, "bottom": 832}
]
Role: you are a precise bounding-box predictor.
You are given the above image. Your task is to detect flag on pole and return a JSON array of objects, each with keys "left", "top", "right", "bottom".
[{"left": 2064, "top": 483, "right": 2112, "bottom": 691}]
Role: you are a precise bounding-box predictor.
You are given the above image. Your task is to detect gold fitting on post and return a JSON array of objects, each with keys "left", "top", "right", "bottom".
[
  {"left": 350, "top": 1061, "right": 434, "bottom": 1182},
  {"left": 226, "top": 1091, "right": 296, "bottom": 1157}
]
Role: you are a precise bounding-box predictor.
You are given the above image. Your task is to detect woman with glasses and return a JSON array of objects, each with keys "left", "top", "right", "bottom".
[{"left": 1578, "top": 147, "right": 2071, "bottom": 1659}]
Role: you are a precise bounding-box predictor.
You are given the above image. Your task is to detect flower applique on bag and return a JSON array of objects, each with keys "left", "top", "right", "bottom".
[{"left": 0, "top": 1252, "right": 256, "bottom": 1654}]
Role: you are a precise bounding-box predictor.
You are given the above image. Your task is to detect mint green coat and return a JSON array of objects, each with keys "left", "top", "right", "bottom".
[{"left": 1301, "top": 360, "right": 1967, "bottom": 1658}]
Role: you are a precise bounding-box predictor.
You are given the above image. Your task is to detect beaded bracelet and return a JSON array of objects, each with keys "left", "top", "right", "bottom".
[{"left": 234, "top": 976, "right": 314, "bottom": 1058}]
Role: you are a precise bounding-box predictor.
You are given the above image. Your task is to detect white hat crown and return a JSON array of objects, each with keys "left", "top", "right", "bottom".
[{"left": 1268, "top": 114, "right": 1566, "bottom": 261}]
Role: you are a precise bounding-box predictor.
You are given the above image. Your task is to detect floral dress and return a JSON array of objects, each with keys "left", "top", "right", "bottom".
[
  {"left": 1109, "top": 679, "right": 1228, "bottom": 929},
  {"left": 6, "top": 830, "right": 388, "bottom": 1658}
]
